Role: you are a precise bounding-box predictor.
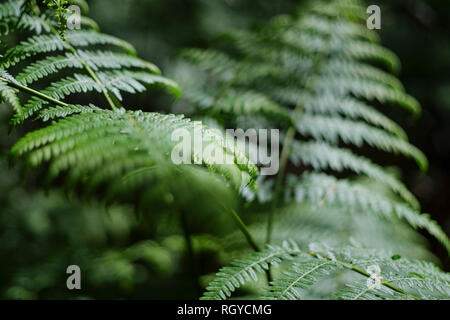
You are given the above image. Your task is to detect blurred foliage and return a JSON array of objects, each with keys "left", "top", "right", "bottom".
[
  {"left": 0, "top": 106, "right": 236, "bottom": 299},
  {"left": 0, "top": 0, "right": 449, "bottom": 299}
]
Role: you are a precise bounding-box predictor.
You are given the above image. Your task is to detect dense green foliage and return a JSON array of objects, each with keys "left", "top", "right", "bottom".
[{"left": 0, "top": 0, "right": 449, "bottom": 300}]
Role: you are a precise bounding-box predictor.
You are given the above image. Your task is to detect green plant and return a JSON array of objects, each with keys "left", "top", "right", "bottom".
[
  {"left": 0, "top": 0, "right": 256, "bottom": 212},
  {"left": 0, "top": 0, "right": 449, "bottom": 300},
  {"left": 174, "top": 0, "right": 450, "bottom": 299}
]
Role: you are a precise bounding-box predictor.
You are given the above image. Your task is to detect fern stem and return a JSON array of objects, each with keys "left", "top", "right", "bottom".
[
  {"left": 29, "top": 1, "right": 118, "bottom": 110},
  {"left": 74, "top": 54, "right": 119, "bottom": 109},
  {"left": 181, "top": 211, "right": 201, "bottom": 296},
  {"left": 348, "top": 266, "right": 420, "bottom": 300},
  {"left": 0, "top": 76, "right": 69, "bottom": 108},
  {"left": 266, "top": 42, "right": 331, "bottom": 244},
  {"left": 266, "top": 126, "right": 296, "bottom": 244},
  {"left": 230, "top": 209, "right": 261, "bottom": 252},
  {"left": 226, "top": 207, "right": 273, "bottom": 283},
  {"left": 308, "top": 251, "right": 421, "bottom": 300}
]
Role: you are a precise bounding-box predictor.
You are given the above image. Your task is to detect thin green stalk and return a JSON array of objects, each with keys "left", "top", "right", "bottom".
[
  {"left": 229, "top": 208, "right": 273, "bottom": 283},
  {"left": 307, "top": 252, "right": 421, "bottom": 300},
  {"left": 181, "top": 211, "right": 201, "bottom": 296},
  {"left": 230, "top": 209, "right": 260, "bottom": 252},
  {"left": 266, "top": 126, "right": 296, "bottom": 243},
  {"left": 266, "top": 48, "right": 331, "bottom": 244},
  {"left": 0, "top": 76, "right": 69, "bottom": 107}
]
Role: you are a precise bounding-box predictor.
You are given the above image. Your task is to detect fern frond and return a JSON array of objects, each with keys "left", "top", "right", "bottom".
[
  {"left": 98, "top": 70, "right": 181, "bottom": 101},
  {"left": 78, "top": 50, "right": 159, "bottom": 73},
  {"left": 309, "top": 0, "right": 368, "bottom": 21},
  {"left": 180, "top": 47, "right": 304, "bottom": 88},
  {"left": 289, "top": 141, "right": 420, "bottom": 209},
  {"left": 2, "top": 31, "right": 137, "bottom": 69},
  {"left": 331, "top": 248, "right": 450, "bottom": 300},
  {"left": 2, "top": 34, "right": 67, "bottom": 68},
  {"left": 302, "top": 94, "right": 407, "bottom": 139},
  {"left": 0, "top": 0, "right": 49, "bottom": 35},
  {"left": 2, "top": 0, "right": 173, "bottom": 119},
  {"left": 13, "top": 71, "right": 179, "bottom": 124},
  {"left": 37, "top": 103, "right": 102, "bottom": 121},
  {"left": 16, "top": 50, "right": 159, "bottom": 85},
  {"left": 313, "top": 76, "right": 420, "bottom": 114},
  {"left": 202, "top": 243, "right": 301, "bottom": 300},
  {"left": 214, "top": 90, "right": 290, "bottom": 121},
  {"left": 288, "top": 173, "right": 450, "bottom": 252},
  {"left": 204, "top": 242, "right": 450, "bottom": 300},
  {"left": 3, "top": 0, "right": 448, "bottom": 301},
  {"left": 235, "top": 203, "right": 436, "bottom": 262},
  {"left": 11, "top": 109, "right": 258, "bottom": 189},
  {"left": 38, "top": 73, "right": 102, "bottom": 101},
  {"left": 65, "top": 30, "right": 137, "bottom": 55},
  {"left": 0, "top": 69, "right": 22, "bottom": 116},
  {"left": 16, "top": 53, "right": 83, "bottom": 84},
  {"left": 15, "top": 74, "right": 101, "bottom": 123},
  {"left": 16, "top": 14, "right": 50, "bottom": 34},
  {"left": 263, "top": 258, "right": 339, "bottom": 300},
  {"left": 179, "top": 48, "right": 237, "bottom": 80},
  {"left": 78, "top": 16, "right": 99, "bottom": 31},
  {"left": 0, "top": 0, "right": 20, "bottom": 20},
  {"left": 297, "top": 14, "right": 379, "bottom": 43},
  {"left": 323, "top": 58, "right": 403, "bottom": 90},
  {"left": 282, "top": 30, "right": 400, "bottom": 74},
  {"left": 343, "top": 40, "right": 401, "bottom": 74},
  {"left": 295, "top": 115, "right": 427, "bottom": 170},
  {"left": 176, "top": 0, "right": 426, "bottom": 214}
]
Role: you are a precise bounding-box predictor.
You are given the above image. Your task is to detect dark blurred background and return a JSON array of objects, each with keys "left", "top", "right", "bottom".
[{"left": 0, "top": 0, "right": 449, "bottom": 299}]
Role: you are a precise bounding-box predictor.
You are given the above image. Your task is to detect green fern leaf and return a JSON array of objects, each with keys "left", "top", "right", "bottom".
[
  {"left": 288, "top": 173, "right": 450, "bottom": 252},
  {"left": 0, "top": 69, "right": 22, "bottom": 116},
  {"left": 302, "top": 94, "right": 407, "bottom": 139},
  {"left": 290, "top": 141, "right": 420, "bottom": 209},
  {"left": 295, "top": 115, "right": 427, "bottom": 170}
]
